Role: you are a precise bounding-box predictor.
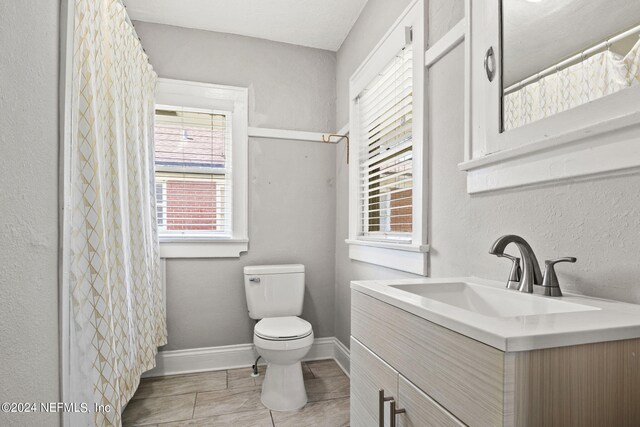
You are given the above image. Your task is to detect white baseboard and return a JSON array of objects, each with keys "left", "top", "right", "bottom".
[
  {"left": 303, "top": 337, "right": 336, "bottom": 361},
  {"left": 333, "top": 337, "right": 351, "bottom": 377},
  {"left": 143, "top": 337, "right": 350, "bottom": 378}
]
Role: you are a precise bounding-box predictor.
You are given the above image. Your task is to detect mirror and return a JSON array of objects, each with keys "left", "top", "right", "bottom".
[{"left": 501, "top": 0, "right": 640, "bottom": 132}]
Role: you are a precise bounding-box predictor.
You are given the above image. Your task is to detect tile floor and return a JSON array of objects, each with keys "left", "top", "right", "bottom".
[{"left": 123, "top": 359, "right": 350, "bottom": 426}]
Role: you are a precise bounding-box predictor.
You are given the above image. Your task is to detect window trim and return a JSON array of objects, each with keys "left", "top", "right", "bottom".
[
  {"left": 347, "top": 0, "right": 428, "bottom": 275},
  {"left": 155, "top": 78, "right": 248, "bottom": 258}
]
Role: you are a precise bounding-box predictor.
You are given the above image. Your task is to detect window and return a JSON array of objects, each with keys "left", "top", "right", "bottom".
[
  {"left": 154, "top": 79, "right": 248, "bottom": 258},
  {"left": 347, "top": 0, "right": 428, "bottom": 275},
  {"left": 155, "top": 181, "right": 166, "bottom": 228},
  {"left": 154, "top": 107, "right": 231, "bottom": 237},
  {"left": 357, "top": 47, "right": 413, "bottom": 242}
]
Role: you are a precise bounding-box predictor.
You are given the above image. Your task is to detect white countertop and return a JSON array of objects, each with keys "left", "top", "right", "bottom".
[{"left": 351, "top": 277, "right": 640, "bottom": 352}]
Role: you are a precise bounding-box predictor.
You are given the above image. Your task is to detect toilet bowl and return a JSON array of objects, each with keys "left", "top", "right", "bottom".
[
  {"left": 243, "top": 264, "right": 313, "bottom": 412},
  {"left": 253, "top": 316, "right": 314, "bottom": 411}
]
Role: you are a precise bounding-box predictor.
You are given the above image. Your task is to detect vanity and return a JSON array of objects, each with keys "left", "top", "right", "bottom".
[
  {"left": 347, "top": 0, "right": 640, "bottom": 422},
  {"left": 350, "top": 278, "right": 640, "bottom": 426}
]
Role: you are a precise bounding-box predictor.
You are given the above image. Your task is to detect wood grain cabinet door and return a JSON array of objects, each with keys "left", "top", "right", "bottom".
[
  {"left": 352, "top": 290, "right": 507, "bottom": 426},
  {"left": 350, "top": 337, "right": 399, "bottom": 427},
  {"left": 397, "top": 376, "right": 465, "bottom": 427}
]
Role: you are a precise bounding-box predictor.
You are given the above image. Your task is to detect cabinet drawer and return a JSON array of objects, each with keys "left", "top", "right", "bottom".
[
  {"left": 350, "top": 337, "right": 398, "bottom": 427},
  {"left": 398, "top": 376, "right": 464, "bottom": 427},
  {"left": 352, "top": 290, "right": 507, "bottom": 426}
]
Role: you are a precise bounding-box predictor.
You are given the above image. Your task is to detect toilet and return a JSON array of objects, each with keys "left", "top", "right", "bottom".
[{"left": 243, "top": 264, "right": 314, "bottom": 411}]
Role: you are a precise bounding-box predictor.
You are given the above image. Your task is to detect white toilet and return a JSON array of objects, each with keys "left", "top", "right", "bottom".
[{"left": 243, "top": 264, "right": 314, "bottom": 411}]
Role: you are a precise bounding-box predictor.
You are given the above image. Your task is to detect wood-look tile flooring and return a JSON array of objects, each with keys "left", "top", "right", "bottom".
[{"left": 123, "top": 359, "right": 350, "bottom": 426}]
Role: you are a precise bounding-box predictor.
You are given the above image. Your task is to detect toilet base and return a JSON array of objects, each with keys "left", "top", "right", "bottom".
[{"left": 261, "top": 361, "right": 308, "bottom": 411}]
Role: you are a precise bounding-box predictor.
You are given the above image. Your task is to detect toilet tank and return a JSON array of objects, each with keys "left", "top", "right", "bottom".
[{"left": 244, "top": 264, "right": 305, "bottom": 319}]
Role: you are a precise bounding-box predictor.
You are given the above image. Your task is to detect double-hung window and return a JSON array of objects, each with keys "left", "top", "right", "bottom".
[
  {"left": 154, "top": 107, "right": 231, "bottom": 236},
  {"left": 154, "top": 79, "right": 248, "bottom": 258},
  {"left": 347, "top": 0, "right": 428, "bottom": 275},
  {"left": 358, "top": 47, "right": 414, "bottom": 241}
]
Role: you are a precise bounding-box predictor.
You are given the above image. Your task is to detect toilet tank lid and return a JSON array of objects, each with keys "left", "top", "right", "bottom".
[{"left": 244, "top": 264, "right": 304, "bottom": 275}]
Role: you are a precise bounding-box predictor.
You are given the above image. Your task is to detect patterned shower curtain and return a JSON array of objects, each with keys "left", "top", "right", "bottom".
[
  {"left": 504, "top": 37, "right": 640, "bottom": 130},
  {"left": 68, "top": 0, "right": 167, "bottom": 425}
]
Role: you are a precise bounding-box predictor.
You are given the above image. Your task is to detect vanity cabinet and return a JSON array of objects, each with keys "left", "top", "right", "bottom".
[
  {"left": 350, "top": 336, "right": 397, "bottom": 427},
  {"left": 351, "top": 289, "right": 640, "bottom": 426},
  {"left": 351, "top": 337, "right": 463, "bottom": 427}
]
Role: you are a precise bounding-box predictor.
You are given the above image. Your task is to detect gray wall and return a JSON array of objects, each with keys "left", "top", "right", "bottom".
[
  {"left": 135, "top": 22, "right": 335, "bottom": 133},
  {"left": 134, "top": 22, "right": 337, "bottom": 350},
  {"left": 334, "top": 0, "right": 420, "bottom": 349},
  {"left": 0, "top": 1, "right": 60, "bottom": 426},
  {"left": 428, "top": 43, "right": 640, "bottom": 305},
  {"left": 1, "top": 3, "right": 638, "bottom": 416},
  {"left": 336, "top": 0, "right": 415, "bottom": 129},
  {"left": 334, "top": 0, "right": 640, "bottom": 349}
]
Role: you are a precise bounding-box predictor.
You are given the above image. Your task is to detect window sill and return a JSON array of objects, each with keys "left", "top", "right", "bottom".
[
  {"left": 345, "top": 239, "right": 429, "bottom": 275},
  {"left": 159, "top": 238, "right": 248, "bottom": 259}
]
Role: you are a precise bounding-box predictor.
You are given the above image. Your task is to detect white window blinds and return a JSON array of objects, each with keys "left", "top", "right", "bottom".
[
  {"left": 357, "top": 46, "right": 413, "bottom": 242},
  {"left": 154, "top": 106, "right": 232, "bottom": 238}
]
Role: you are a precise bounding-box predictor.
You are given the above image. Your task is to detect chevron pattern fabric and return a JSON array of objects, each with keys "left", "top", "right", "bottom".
[
  {"left": 68, "top": 1, "right": 167, "bottom": 425},
  {"left": 504, "top": 38, "right": 640, "bottom": 131}
]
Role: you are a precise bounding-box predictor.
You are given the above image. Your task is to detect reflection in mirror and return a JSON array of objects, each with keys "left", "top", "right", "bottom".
[{"left": 501, "top": 0, "right": 640, "bottom": 132}]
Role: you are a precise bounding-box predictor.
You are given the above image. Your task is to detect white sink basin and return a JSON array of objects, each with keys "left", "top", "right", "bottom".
[
  {"left": 351, "top": 277, "right": 640, "bottom": 351},
  {"left": 389, "top": 282, "right": 599, "bottom": 318}
]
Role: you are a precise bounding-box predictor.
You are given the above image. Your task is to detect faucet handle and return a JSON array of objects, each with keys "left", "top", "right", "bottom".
[
  {"left": 541, "top": 257, "right": 577, "bottom": 297},
  {"left": 546, "top": 257, "right": 577, "bottom": 266},
  {"left": 498, "top": 254, "right": 522, "bottom": 290}
]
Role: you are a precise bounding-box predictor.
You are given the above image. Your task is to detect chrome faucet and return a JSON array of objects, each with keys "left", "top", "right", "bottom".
[
  {"left": 541, "top": 257, "right": 577, "bottom": 296},
  {"left": 489, "top": 235, "right": 576, "bottom": 296},
  {"left": 490, "top": 235, "right": 543, "bottom": 293}
]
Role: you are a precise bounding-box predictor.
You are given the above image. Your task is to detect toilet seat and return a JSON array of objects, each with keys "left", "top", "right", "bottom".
[
  {"left": 254, "top": 316, "right": 312, "bottom": 340},
  {"left": 254, "top": 316, "right": 314, "bottom": 351}
]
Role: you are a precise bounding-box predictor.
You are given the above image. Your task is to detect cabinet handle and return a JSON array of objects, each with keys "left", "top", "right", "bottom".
[
  {"left": 484, "top": 46, "right": 495, "bottom": 82},
  {"left": 389, "top": 400, "right": 406, "bottom": 427},
  {"left": 378, "top": 389, "right": 393, "bottom": 427}
]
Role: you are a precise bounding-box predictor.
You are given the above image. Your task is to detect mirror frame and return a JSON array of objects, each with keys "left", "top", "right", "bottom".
[{"left": 460, "top": 0, "right": 640, "bottom": 194}]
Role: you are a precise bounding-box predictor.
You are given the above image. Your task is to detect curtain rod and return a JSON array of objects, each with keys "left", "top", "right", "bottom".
[{"left": 505, "top": 23, "right": 640, "bottom": 95}]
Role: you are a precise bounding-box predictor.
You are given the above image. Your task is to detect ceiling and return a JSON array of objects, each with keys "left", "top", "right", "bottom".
[{"left": 123, "top": 0, "right": 369, "bottom": 51}]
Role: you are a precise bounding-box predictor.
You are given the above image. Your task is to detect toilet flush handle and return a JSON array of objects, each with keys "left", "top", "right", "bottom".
[{"left": 249, "top": 277, "right": 261, "bottom": 283}]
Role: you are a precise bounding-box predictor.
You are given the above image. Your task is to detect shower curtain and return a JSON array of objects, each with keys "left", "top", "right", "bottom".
[
  {"left": 68, "top": 0, "right": 167, "bottom": 425},
  {"left": 504, "top": 37, "right": 640, "bottom": 130}
]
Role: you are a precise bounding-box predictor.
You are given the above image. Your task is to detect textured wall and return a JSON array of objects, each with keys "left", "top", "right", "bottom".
[
  {"left": 428, "top": 43, "right": 640, "bottom": 304},
  {"left": 335, "top": 0, "right": 640, "bottom": 350},
  {"left": 334, "top": 0, "right": 420, "bottom": 348},
  {"left": 134, "top": 22, "right": 337, "bottom": 350},
  {"left": 335, "top": 0, "right": 414, "bottom": 129},
  {"left": 0, "top": 1, "right": 60, "bottom": 426},
  {"left": 135, "top": 22, "right": 336, "bottom": 132},
  {"left": 425, "top": 0, "right": 640, "bottom": 305},
  {"left": 428, "top": 0, "right": 465, "bottom": 44}
]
